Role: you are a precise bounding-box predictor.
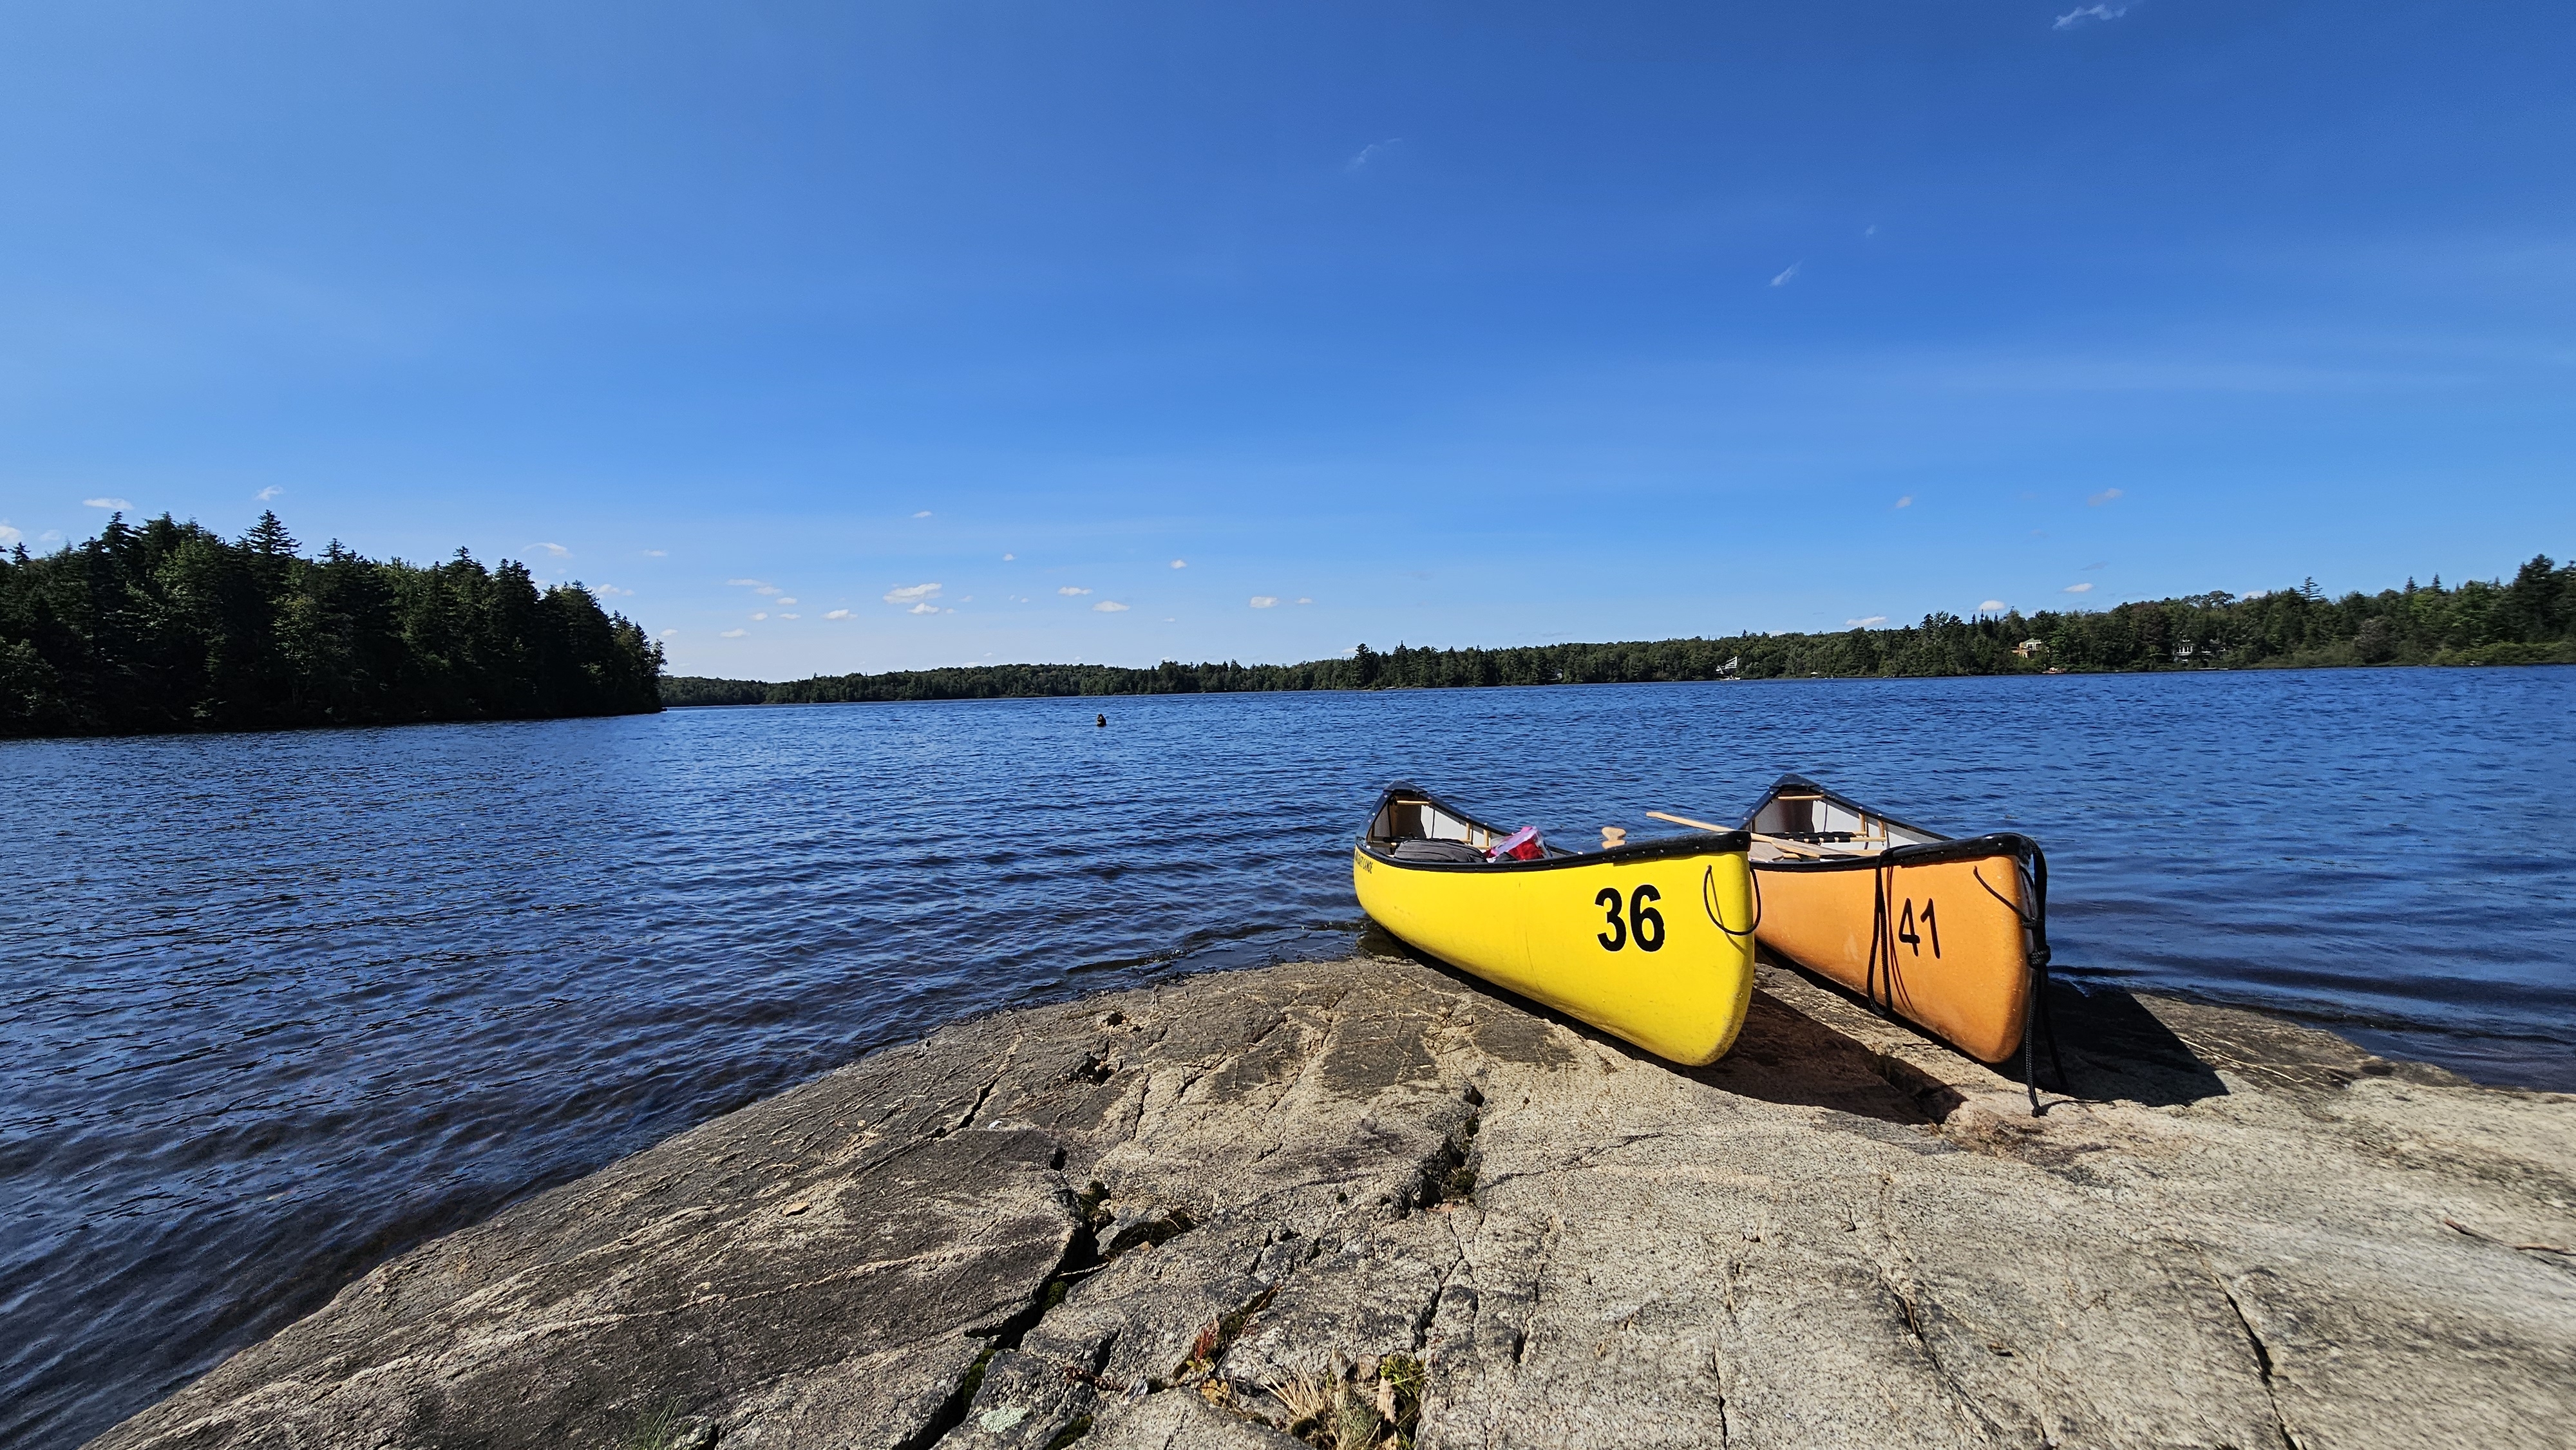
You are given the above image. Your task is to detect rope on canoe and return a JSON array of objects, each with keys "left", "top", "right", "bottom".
[
  {"left": 1975, "top": 849, "right": 2066, "bottom": 1116},
  {"left": 1701, "top": 862, "right": 1763, "bottom": 939}
]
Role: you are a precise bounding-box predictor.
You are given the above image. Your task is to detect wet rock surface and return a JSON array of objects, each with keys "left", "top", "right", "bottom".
[{"left": 93, "top": 955, "right": 2576, "bottom": 1450}]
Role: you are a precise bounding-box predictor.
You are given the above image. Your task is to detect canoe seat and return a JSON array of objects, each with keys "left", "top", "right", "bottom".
[{"left": 1387, "top": 839, "right": 1487, "bottom": 865}]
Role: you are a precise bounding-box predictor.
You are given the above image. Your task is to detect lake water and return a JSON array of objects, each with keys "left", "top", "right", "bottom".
[{"left": 5, "top": 668, "right": 2572, "bottom": 1442}]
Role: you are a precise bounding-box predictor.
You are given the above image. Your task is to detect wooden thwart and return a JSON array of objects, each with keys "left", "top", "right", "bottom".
[{"left": 1645, "top": 810, "right": 1875, "bottom": 859}]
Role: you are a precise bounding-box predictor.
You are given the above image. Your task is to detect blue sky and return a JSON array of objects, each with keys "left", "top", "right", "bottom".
[{"left": 1, "top": 2, "right": 2568, "bottom": 678}]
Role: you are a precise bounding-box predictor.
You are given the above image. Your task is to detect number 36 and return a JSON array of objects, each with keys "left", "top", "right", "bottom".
[{"left": 1594, "top": 885, "right": 1665, "bottom": 952}]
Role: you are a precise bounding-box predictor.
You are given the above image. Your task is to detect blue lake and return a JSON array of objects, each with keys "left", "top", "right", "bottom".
[{"left": 5, "top": 668, "right": 2571, "bottom": 1442}]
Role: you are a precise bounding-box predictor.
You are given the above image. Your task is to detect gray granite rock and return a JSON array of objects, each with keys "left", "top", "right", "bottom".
[{"left": 90, "top": 956, "right": 2576, "bottom": 1450}]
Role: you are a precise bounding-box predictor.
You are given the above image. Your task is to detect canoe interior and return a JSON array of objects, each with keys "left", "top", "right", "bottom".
[
  {"left": 1746, "top": 777, "right": 1946, "bottom": 862},
  {"left": 1366, "top": 790, "right": 1579, "bottom": 861}
]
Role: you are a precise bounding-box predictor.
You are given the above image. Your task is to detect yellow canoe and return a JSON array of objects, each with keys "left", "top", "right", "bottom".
[
  {"left": 1354, "top": 784, "right": 1758, "bottom": 1066},
  {"left": 1739, "top": 775, "right": 2054, "bottom": 1073}
]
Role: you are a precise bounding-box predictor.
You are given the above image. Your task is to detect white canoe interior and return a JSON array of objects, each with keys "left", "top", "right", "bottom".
[
  {"left": 1369, "top": 794, "right": 1495, "bottom": 850},
  {"left": 1745, "top": 785, "right": 1944, "bottom": 863}
]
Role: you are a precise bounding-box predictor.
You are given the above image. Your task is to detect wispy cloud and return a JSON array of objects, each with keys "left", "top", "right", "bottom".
[
  {"left": 255, "top": 485, "right": 283, "bottom": 502},
  {"left": 908, "top": 602, "right": 940, "bottom": 615},
  {"left": 643, "top": 549, "right": 667, "bottom": 558},
  {"left": 1347, "top": 138, "right": 1401, "bottom": 171},
  {"left": 2063, "top": 582, "right": 2096, "bottom": 594},
  {"left": 1001, "top": 552, "right": 1015, "bottom": 561},
  {"left": 658, "top": 628, "right": 677, "bottom": 639},
  {"left": 2054, "top": 3, "right": 2127, "bottom": 29},
  {"left": 1170, "top": 559, "right": 1187, "bottom": 569},
  {"left": 1846, "top": 615, "right": 1888, "bottom": 627},
  {"left": 594, "top": 584, "right": 633, "bottom": 596},
  {"left": 725, "top": 577, "right": 766, "bottom": 588},
  {"left": 1894, "top": 495, "right": 1913, "bottom": 509},
  {"left": 83, "top": 497, "right": 131, "bottom": 509},
  {"left": 2087, "top": 488, "right": 2123, "bottom": 506},
  {"left": 1058, "top": 585, "right": 1092, "bottom": 596},
  {"left": 824, "top": 608, "right": 852, "bottom": 620},
  {"left": 775, "top": 596, "right": 796, "bottom": 605},
  {"left": 1296, "top": 598, "right": 1313, "bottom": 605},
  {"left": 1093, "top": 600, "right": 1129, "bottom": 612},
  {"left": 537, "top": 542, "right": 571, "bottom": 558},
  {"left": 750, "top": 612, "right": 768, "bottom": 621},
  {"left": 1770, "top": 262, "right": 1801, "bottom": 287},
  {"left": 778, "top": 612, "right": 800, "bottom": 620},
  {"left": 884, "top": 582, "right": 942, "bottom": 605},
  {"left": 720, "top": 628, "right": 747, "bottom": 638},
  {"left": 1250, "top": 596, "right": 1279, "bottom": 608},
  {"left": 913, "top": 510, "right": 932, "bottom": 518},
  {"left": 1979, "top": 599, "right": 2009, "bottom": 612},
  {"left": 0, "top": 522, "right": 19, "bottom": 547}
]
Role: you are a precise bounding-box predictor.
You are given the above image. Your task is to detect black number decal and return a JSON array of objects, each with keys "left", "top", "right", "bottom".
[
  {"left": 1921, "top": 899, "right": 1940, "bottom": 958},
  {"left": 1595, "top": 887, "right": 1627, "bottom": 951},
  {"left": 1897, "top": 899, "right": 1922, "bottom": 955},
  {"left": 1630, "top": 884, "right": 1665, "bottom": 952}
]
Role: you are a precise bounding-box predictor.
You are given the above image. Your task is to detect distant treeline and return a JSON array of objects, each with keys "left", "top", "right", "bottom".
[
  {"left": 1, "top": 513, "right": 663, "bottom": 737},
  {"left": 667, "top": 554, "right": 2575, "bottom": 707}
]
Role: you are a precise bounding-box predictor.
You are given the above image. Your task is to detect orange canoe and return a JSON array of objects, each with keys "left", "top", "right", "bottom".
[{"left": 1738, "top": 776, "right": 2056, "bottom": 1086}]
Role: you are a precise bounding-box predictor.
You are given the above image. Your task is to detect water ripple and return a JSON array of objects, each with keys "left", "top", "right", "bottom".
[{"left": 2, "top": 669, "right": 2571, "bottom": 1442}]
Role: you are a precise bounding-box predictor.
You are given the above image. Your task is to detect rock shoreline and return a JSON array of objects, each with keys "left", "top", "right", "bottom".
[{"left": 92, "top": 954, "right": 2576, "bottom": 1449}]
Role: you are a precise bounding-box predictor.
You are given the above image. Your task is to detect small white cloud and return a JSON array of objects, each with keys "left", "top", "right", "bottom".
[
  {"left": 885, "top": 582, "right": 943, "bottom": 604},
  {"left": 39, "top": 529, "right": 61, "bottom": 542},
  {"left": 2063, "top": 582, "right": 2096, "bottom": 594},
  {"left": 824, "top": 608, "right": 853, "bottom": 619},
  {"left": 2054, "top": 3, "right": 2127, "bottom": 29},
  {"left": 2087, "top": 488, "right": 2123, "bottom": 507},
  {"left": 1093, "top": 600, "right": 1129, "bottom": 612},
  {"left": 1770, "top": 262, "right": 1801, "bottom": 287},
  {"left": 1170, "top": 559, "right": 1187, "bottom": 569},
  {"left": 643, "top": 549, "right": 667, "bottom": 558},
  {"left": 1002, "top": 552, "right": 1016, "bottom": 561},
  {"left": 1295, "top": 598, "right": 1313, "bottom": 605},
  {"left": 1846, "top": 615, "right": 1888, "bottom": 628},
  {"left": 1058, "top": 585, "right": 1092, "bottom": 596},
  {"left": 595, "top": 584, "right": 634, "bottom": 596},
  {"left": 913, "top": 510, "right": 932, "bottom": 518},
  {"left": 779, "top": 612, "right": 800, "bottom": 619},
  {"left": 1864, "top": 224, "right": 1879, "bottom": 237},
  {"left": 83, "top": 497, "right": 131, "bottom": 509},
  {"left": 725, "top": 578, "right": 766, "bottom": 588},
  {"left": 720, "top": 628, "right": 748, "bottom": 638},
  {"left": 0, "top": 521, "right": 19, "bottom": 546},
  {"left": 658, "top": 628, "right": 677, "bottom": 639},
  {"left": 754, "top": 585, "right": 781, "bottom": 596},
  {"left": 1895, "top": 495, "right": 1913, "bottom": 509},
  {"left": 255, "top": 485, "right": 283, "bottom": 502},
  {"left": 1250, "top": 596, "right": 1279, "bottom": 608},
  {"left": 1979, "top": 599, "right": 2009, "bottom": 612},
  {"left": 1347, "top": 137, "right": 1401, "bottom": 171},
  {"left": 775, "top": 597, "right": 797, "bottom": 606},
  {"left": 536, "top": 542, "right": 571, "bottom": 558},
  {"left": 751, "top": 612, "right": 768, "bottom": 621},
  {"left": 909, "top": 602, "right": 939, "bottom": 615}
]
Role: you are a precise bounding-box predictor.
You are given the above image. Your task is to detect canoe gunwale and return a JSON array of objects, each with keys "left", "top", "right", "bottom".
[
  {"left": 1356, "top": 831, "right": 1752, "bottom": 873},
  {"left": 1745, "top": 831, "right": 2041, "bottom": 874},
  {"left": 1361, "top": 780, "right": 1750, "bottom": 872}
]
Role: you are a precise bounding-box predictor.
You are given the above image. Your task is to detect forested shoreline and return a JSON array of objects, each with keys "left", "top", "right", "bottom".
[
  {"left": 666, "top": 554, "right": 2575, "bottom": 707},
  {"left": 1, "top": 513, "right": 663, "bottom": 737}
]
